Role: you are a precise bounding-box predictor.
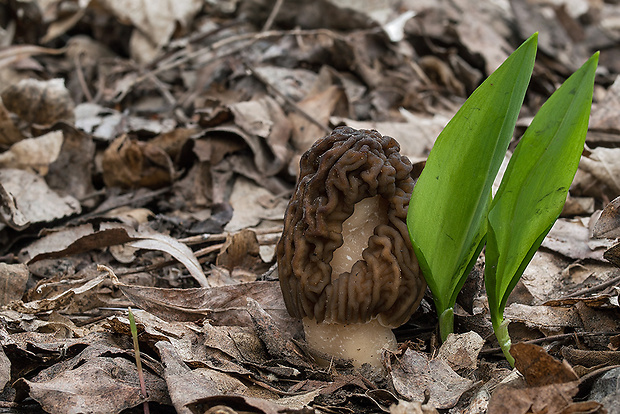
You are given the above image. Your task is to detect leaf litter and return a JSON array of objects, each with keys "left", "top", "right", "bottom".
[{"left": 0, "top": 0, "right": 620, "bottom": 413}]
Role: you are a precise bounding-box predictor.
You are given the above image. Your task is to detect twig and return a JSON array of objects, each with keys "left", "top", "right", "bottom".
[
  {"left": 117, "top": 28, "right": 346, "bottom": 101},
  {"left": 74, "top": 53, "right": 94, "bottom": 102},
  {"left": 244, "top": 63, "right": 331, "bottom": 134},
  {"left": 566, "top": 272, "right": 620, "bottom": 298},
  {"left": 480, "top": 331, "right": 618, "bottom": 355},
  {"left": 179, "top": 226, "right": 282, "bottom": 246},
  {"left": 262, "top": 0, "right": 284, "bottom": 32}
]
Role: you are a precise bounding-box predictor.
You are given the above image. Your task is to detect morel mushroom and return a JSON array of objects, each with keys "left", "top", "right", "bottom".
[{"left": 277, "top": 127, "right": 426, "bottom": 368}]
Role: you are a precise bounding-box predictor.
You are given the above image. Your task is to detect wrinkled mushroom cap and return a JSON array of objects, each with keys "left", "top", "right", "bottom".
[{"left": 277, "top": 127, "right": 426, "bottom": 328}]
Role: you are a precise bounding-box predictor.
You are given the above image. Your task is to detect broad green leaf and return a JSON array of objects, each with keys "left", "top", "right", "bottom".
[
  {"left": 407, "top": 34, "right": 538, "bottom": 335},
  {"left": 485, "top": 52, "right": 599, "bottom": 331}
]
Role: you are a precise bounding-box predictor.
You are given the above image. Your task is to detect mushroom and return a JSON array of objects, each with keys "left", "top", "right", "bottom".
[{"left": 277, "top": 126, "right": 426, "bottom": 368}]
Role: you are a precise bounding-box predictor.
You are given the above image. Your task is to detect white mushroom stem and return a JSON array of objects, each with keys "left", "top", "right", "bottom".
[
  {"left": 304, "top": 195, "right": 397, "bottom": 368},
  {"left": 303, "top": 317, "right": 397, "bottom": 368}
]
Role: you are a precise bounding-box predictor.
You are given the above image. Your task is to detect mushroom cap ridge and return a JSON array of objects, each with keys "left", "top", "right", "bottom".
[{"left": 277, "top": 126, "right": 426, "bottom": 328}]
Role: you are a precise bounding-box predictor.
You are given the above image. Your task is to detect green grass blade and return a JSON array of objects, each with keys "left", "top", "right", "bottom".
[
  {"left": 486, "top": 52, "right": 599, "bottom": 342},
  {"left": 407, "top": 34, "right": 538, "bottom": 327}
]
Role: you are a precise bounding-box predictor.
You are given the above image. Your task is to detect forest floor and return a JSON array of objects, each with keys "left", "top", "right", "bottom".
[{"left": 1, "top": 0, "right": 620, "bottom": 413}]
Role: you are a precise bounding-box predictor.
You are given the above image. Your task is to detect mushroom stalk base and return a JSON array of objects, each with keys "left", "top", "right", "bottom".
[{"left": 302, "top": 317, "right": 397, "bottom": 368}]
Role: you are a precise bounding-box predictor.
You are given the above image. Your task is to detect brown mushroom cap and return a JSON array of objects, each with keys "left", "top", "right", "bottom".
[{"left": 277, "top": 126, "right": 426, "bottom": 328}]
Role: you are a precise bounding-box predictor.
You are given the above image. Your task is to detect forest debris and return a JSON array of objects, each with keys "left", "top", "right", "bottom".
[
  {"left": 15, "top": 344, "right": 171, "bottom": 413},
  {"left": 390, "top": 348, "right": 474, "bottom": 409},
  {"left": 156, "top": 341, "right": 221, "bottom": 414},
  {"left": 562, "top": 347, "right": 620, "bottom": 368},
  {"left": 573, "top": 147, "right": 620, "bottom": 201},
  {"left": 7, "top": 274, "right": 104, "bottom": 314},
  {"left": 0, "top": 168, "right": 81, "bottom": 230},
  {"left": 0, "top": 130, "right": 63, "bottom": 174},
  {"left": 511, "top": 343, "right": 578, "bottom": 387},
  {"left": 107, "top": 269, "right": 294, "bottom": 327},
  {"left": 487, "top": 381, "right": 581, "bottom": 414},
  {"left": 542, "top": 217, "right": 609, "bottom": 260},
  {"left": 46, "top": 124, "right": 96, "bottom": 203},
  {"left": 96, "top": 0, "right": 203, "bottom": 63},
  {"left": 1, "top": 78, "right": 74, "bottom": 126},
  {"left": 0, "top": 263, "right": 28, "bottom": 306},
  {"left": 102, "top": 134, "right": 177, "bottom": 189},
  {"left": 593, "top": 196, "right": 620, "bottom": 239},
  {"left": 436, "top": 331, "right": 484, "bottom": 372},
  {"left": 504, "top": 303, "right": 581, "bottom": 331}
]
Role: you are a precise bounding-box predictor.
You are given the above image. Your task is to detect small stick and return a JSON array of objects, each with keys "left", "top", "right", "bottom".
[
  {"left": 480, "top": 331, "right": 617, "bottom": 355},
  {"left": 262, "top": 0, "right": 284, "bottom": 32},
  {"left": 566, "top": 273, "right": 620, "bottom": 298}
]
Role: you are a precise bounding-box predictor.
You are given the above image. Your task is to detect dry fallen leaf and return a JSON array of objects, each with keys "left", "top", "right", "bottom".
[
  {"left": 390, "top": 348, "right": 474, "bottom": 409},
  {"left": 511, "top": 343, "right": 579, "bottom": 387}
]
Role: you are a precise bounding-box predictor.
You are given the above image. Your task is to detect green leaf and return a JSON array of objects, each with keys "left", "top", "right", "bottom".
[
  {"left": 407, "top": 34, "right": 538, "bottom": 338},
  {"left": 485, "top": 52, "right": 599, "bottom": 332}
]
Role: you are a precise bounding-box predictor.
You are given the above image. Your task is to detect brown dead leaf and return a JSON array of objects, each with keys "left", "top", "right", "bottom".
[
  {"left": 390, "top": 348, "right": 474, "bottom": 409},
  {"left": 504, "top": 303, "right": 582, "bottom": 332},
  {"left": 102, "top": 134, "right": 176, "bottom": 189},
  {"left": 487, "top": 381, "right": 579, "bottom": 414},
  {"left": 0, "top": 99, "right": 23, "bottom": 146},
  {"left": 96, "top": 0, "right": 202, "bottom": 63},
  {"left": 436, "top": 331, "right": 485, "bottom": 372},
  {"left": 573, "top": 147, "right": 620, "bottom": 201},
  {"left": 0, "top": 263, "right": 28, "bottom": 306},
  {"left": 107, "top": 269, "right": 295, "bottom": 327},
  {"left": 0, "top": 130, "right": 63, "bottom": 174},
  {"left": 25, "top": 223, "right": 209, "bottom": 287},
  {"left": 603, "top": 243, "right": 620, "bottom": 268},
  {"left": 46, "top": 124, "right": 96, "bottom": 203},
  {"left": 246, "top": 297, "right": 311, "bottom": 368},
  {"left": 590, "top": 76, "right": 620, "bottom": 135},
  {"left": 16, "top": 344, "right": 170, "bottom": 413},
  {"left": 592, "top": 196, "right": 620, "bottom": 239},
  {"left": 511, "top": 343, "right": 578, "bottom": 387},
  {"left": 542, "top": 218, "right": 608, "bottom": 261},
  {"left": 155, "top": 341, "right": 220, "bottom": 414},
  {"left": 0, "top": 168, "right": 81, "bottom": 230},
  {"left": 290, "top": 85, "right": 346, "bottom": 155},
  {"left": 229, "top": 95, "right": 292, "bottom": 176},
  {"left": 216, "top": 229, "right": 266, "bottom": 275},
  {"left": 8, "top": 273, "right": 104, "bottom": 314},
  {"left": 1, "top": 78, "right": 74, "bottom": 126}
]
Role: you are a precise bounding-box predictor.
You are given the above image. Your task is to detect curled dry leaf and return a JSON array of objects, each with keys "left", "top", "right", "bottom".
[
  {"left": 16, "top": 346, "right": 170, "bottom": 413},
  {"left": 592, "top": 196, "right": 620, "bottom": 239},
  {"left": 389, "top": 348, "right": 474, "bottom": 409},
  {"left": 511, "top": 343, "right": 579, "bottom": 387},
  {"left": 101, "top": 134, "right": 176, "bottom": 189},
  {"left": 105, "top": 266, "right": 294, "bottom": 329},
  {"left": 0, "top": 99, "right": 23, "bottom": 146},
  {"left": 7, "top": 274, "right": 105, "bottom": 314},
  {"left": 25, "top": 223, "right": 208, "bottom": 287},
  {"left": 0, "top": 130, "right": 63, "bottom": 174},
  {"left": 96, "top": 0, "right": 202, "bottom": 63},
  {"left": 0, "top": 169, "right": 81, "bottom": 230},
  {"left": 0, "top": 78, "right": 74, "bottom": 126},
  {"left": 0, "top": 263, "right": 28, "bottom": 306}
]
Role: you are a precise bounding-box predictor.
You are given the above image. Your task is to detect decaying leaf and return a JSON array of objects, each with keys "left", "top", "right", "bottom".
[
  {"left": 0, "top": 168, "right": 81, "bottom": 230},
  {"left": 511, "top": 343, "right": 578, "bottom": 387},
  {"left": 1, "top": 78, "right": 75, "bottom": 126},
  {"left": 390, "top": 348, "right": 474, "bottom": 409}
]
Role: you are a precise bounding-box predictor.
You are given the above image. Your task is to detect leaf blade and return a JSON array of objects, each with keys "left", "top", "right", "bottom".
[
  {"left": 407, "top": 34, "right": 538, "bottom": 318},
  {"left": 486, "top": 52, "right": 599, "bottom": 323}
]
